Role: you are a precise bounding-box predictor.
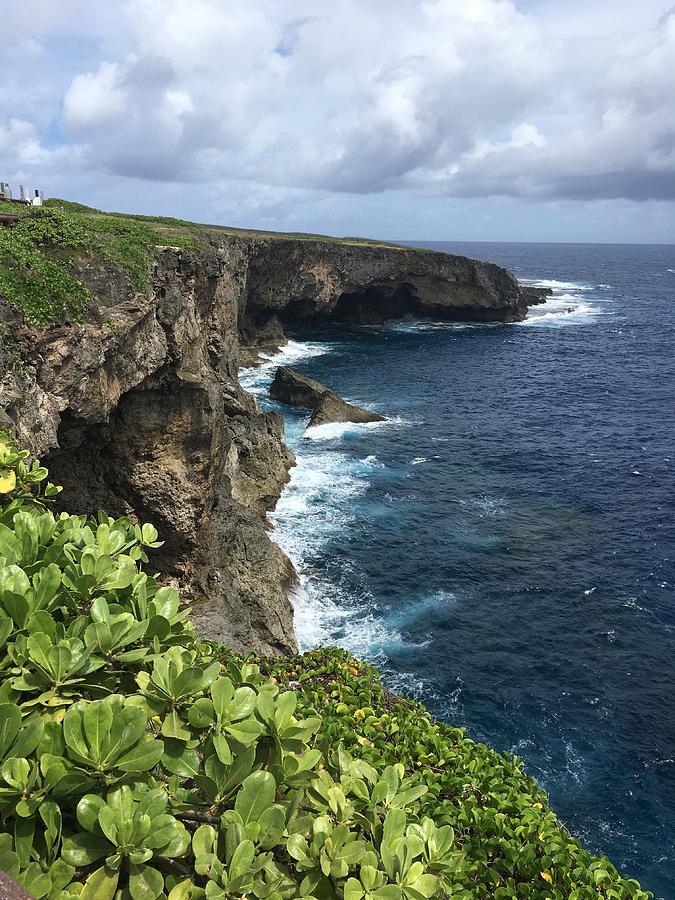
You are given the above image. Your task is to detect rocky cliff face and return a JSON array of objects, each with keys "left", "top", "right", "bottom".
[
  {"left": 0, "top": 244, "right": 297, "bottom": 656},
  {"left": 0, "top": 232, "right": 534, "bottom": 654},
  {"left": 237, "top": 237, "right": 529, "bottom": 345}
]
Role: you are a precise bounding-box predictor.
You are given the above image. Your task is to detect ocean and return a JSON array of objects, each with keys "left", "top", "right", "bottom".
[{"left": 239, "top": 241, "right": 675, "bottom": 898}]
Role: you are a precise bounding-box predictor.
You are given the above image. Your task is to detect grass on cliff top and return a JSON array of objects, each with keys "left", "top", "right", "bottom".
[
  {"left": 0, "top": 200, "right": 199, "bottom": 325},
  {"left": 0, "top": 432, "right": 651, "bottom": 899},
  {"left": 0, "top": 197, "right": 422, "bottom": 327},
  {"left": 41, "top": 197, "right": 411, "bottom": 249}
]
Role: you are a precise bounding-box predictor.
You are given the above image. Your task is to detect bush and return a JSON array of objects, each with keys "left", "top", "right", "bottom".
[
  {"left": 0, "top": 205, "right": 196, "bottom": 326},
  {"left": 0, "top": 434, "right": 650, "bottom": 898}
]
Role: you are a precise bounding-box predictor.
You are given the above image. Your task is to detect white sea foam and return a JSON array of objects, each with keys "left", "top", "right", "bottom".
[
  {"left": 518, "top": 274, "right": 618, "bottom": 328},
  {"left": 269, "top": 449, "right": 369, "bottom": 560},
  {"left": 563, "top": 740, "right": 586, "bottom": 785},
  {"left": 259, "top": 349, "right": 435, "bottom": 668},
  {"left": 238, "top": 339, "right": 333, "bottom": 396},
  {"left": 465, "top": 495, "right": 506, "bottom": 518},
  {"left": 520, "top": 290, "right": 601, "bottom": 328},
  {"left": 378, "top": 320, "right": 483, "bottom": 334},
  {"left": 520, "top": 277, "right": 592, "bottom": 291},
  {"left": 304, "top": 415, "right": 405, "bottom": 442},
  {"left": 361, "top": 454, "right": 384, "bottom": 467},
  {"left": 288, "top": 576, "right": 411, "bottom": 657},
  {"left": 384, "top": 669, "right": 447, "bottom": 707},
  {"left": 624, "top": 597, "right": 649, "bottom": 614},
  {"left": 289, "top": 576, "right": 453, "bottom": 659}
]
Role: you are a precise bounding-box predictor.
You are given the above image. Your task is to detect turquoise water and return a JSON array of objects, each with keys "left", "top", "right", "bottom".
[{"left": 240, "top": 242, "right": 675, "bottom": 898}]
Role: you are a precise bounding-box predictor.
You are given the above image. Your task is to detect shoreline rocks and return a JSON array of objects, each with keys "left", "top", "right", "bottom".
[
  {"left": 1, "top": 230, "right": 537, "bottom": 655},
  {"left": 237, "top": 237, "right": 532, "bottom": 332},
  {"left": 519, "top": 285, "right": 552, "bottom": 306},
  {"left": 270, "top": 366, "right": 386, "bottom": 428}
]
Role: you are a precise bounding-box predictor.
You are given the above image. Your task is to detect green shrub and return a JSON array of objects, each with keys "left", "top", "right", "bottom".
[
  {"left": 0, "top": 204, "right": 196, "bottom": 326},
  {"left": 0, "top": 199, "right": 427, "bottom": 327},
  {"left": 0, "top": 433, "right": 651, "bottom": 898},
  {"left": 0, "top": 207, "right": 92, "bottom": 325}
]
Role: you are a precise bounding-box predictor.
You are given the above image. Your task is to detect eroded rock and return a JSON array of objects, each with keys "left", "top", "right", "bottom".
[
  {"left": 308, "top": 394, "right": 385, "bottom": 428},
  {"left": 269, "top": 367, "right": 328, "bottom": 408},
  {"left": 0, "top": 247, "right": 298, "bottom": 656},
  {"left": 270, "top": 366, "right": 385, "bottom": 428},
  {"left": 0, "top": 231, "right": 534, "bottom": 654}
]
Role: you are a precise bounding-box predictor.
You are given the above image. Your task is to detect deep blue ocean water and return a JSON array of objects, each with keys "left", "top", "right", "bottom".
[{"left": 240, "top": 242, "right": 675, "bottom": 898}]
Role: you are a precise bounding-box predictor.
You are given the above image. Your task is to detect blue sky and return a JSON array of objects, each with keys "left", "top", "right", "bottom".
[{"left": 1, "top": 0, "right": 674, "bottom": 243}]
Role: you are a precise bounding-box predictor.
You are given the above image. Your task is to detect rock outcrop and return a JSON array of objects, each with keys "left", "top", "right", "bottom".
[
  {"left": 0, "top": 247, "right": 297, "bottom": 656},
  {"left": 270, "top": 367, "right": 330, "bottom": 409},
  {"left": 237, "top": 237, "right": 532, "bottom": 345},
  {"left": 519, "top": 285, "right": 552, "bottom": 307},
  {"left": 0, "top": 229, "right": 539, "bottom": 654},
  {"left": 270, "top": 366, "right": 385, "bottom": 428},
  {"left": 309, "top": 395, "right": 384, "bottom": 428}
]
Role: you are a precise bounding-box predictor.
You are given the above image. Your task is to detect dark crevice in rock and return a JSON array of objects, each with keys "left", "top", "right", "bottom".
[{"left": 319, "top": 284, "right": 415, "bottom": 325}]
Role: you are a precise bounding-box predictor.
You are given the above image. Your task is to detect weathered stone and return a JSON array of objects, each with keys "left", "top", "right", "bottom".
[
  {"left": 0, "top": 872, "right": 32, "bottom": 900},
  {"left": 237, "top": 237, "right": 531, "bottom": 329},
  {"left": 519, "top": 285, "right": 552, "bottom": 306},
  {"left": 309, "top": 394, "right": 385, "bottom": 428},
  {"left": 239, "top": 313, "right": 288, "bottom": 369},
  {"left": 0, "top": 246, "right": 297, "bottom": 657},
  {"left": 270, "top": 366, "right": 385, "bottom": 428},
  {"left": 270, "top": 367, "right": 329, "bottom": 408},
  {"left": 0, "top": 231, "right": 534, "bottom": 654}
]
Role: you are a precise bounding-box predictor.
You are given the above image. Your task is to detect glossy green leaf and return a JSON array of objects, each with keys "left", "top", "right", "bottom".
[
  {"left": 61, "top": 832, "right": 112, "bottom": 866},
  {"left": 128, "top": 862, "right": 165, "bottom": 900},
  {"left": 234, "top": 771, "right": 276, "bottom": 826},
  {"left": 77, "top": 864, "right": 120, "bottom": 900}
]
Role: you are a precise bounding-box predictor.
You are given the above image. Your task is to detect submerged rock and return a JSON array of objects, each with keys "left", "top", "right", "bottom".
[
  {"left": 270, "top": 367, "right": 328, "bottom": 408},
  {"left": 270, "top": 366, "right": 385, "bottom": 427},
  {"left": 309, "top": 394, "right": 385, "bottom": 428}
]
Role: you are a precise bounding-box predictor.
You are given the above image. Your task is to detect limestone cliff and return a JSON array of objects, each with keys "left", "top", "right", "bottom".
[
  {"left": 0, "top": 230, "right": 536, "bottom": 654},
  {"left": 0, "top": 245, "right": 297, "bottom": 656},
  {"left": 237, "top": 236, "right": 529, "bottom": 345}
]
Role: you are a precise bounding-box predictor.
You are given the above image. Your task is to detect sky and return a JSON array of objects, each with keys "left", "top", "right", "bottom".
[{"left": 1, "top": 0, "right": 674, "bottom": 243}]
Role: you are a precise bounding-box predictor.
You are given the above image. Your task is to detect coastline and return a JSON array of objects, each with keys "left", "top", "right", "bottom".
[
  {"left": 238, "top": 252, "right": 672, "bottom": 895},
  {"left": 246, "top": 277, "right": 598, "bottom": 653}
]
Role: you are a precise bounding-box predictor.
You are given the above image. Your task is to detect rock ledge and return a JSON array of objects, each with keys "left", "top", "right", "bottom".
[{"left": 270, "top": 367, "right": 385, "bottom": 429}]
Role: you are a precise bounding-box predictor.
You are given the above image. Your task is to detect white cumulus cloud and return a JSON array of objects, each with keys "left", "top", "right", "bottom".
[{"left": 1, "top": 0, "right": 674, "bottom": 228}]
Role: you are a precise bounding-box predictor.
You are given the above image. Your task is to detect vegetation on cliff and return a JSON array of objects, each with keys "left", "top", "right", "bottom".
[
  {"left": 0, "top": 435, "right": 649, "bottom": 899},
  {"left": 0, "top": 202, "right": 197, "bottom": 325},
  {"left": 0, "top": 200, "right": 410, "bottom": 327}
]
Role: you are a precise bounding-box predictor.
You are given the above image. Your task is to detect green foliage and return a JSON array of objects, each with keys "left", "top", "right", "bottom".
[
  {"left": 0, "top": 203, "right": 196, "bottom": 326},
  {"left": 263, "top": 657, "right": 649, "bottom": 899},
  {"left": 0, "top": 432, "right": 651, "bottom": 899},
  {"left": 0, "top": 197, "right": 426, "bottom": 326},
  {"left": 0, "top": 206, "right": 92, "bottom": 324},
  {"left": 43, "top": 199, "right": 102, "bottom": 215}
]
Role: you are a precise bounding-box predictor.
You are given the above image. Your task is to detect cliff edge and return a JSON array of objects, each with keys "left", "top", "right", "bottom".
[{"left": 0, "top": 205, "right": 538, "bottom": 654}]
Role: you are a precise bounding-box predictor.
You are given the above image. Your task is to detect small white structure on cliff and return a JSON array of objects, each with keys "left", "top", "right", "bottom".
[{"left": 0, "top": 182, "right": 43, "bottom": 206}]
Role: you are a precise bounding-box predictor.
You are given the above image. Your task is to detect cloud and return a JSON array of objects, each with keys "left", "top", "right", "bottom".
[
  {"left": 3, "top": 0, "right": 674, "bottom": 206},
  {"left": 0, "top": 118, "right": 57, "bottom": 170}
]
